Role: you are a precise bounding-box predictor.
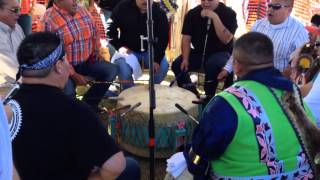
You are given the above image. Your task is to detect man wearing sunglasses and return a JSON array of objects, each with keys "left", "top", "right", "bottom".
[
  {"left": 219, "top": 0, "right": 308, "bottom": 80},
  {"left": 0, "top": 0, "right": 25, "bottom": 83}
]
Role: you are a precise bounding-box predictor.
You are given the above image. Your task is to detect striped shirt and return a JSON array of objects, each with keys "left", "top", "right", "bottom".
[
  {"left": 224, "top": 16, "right": 308, "bottom": 72},
  {"left": 251, "top": 16, "right": 308, "bottom": 71},
  {"left": 38, "top": 4, "right": 100, "bottom": 66}
]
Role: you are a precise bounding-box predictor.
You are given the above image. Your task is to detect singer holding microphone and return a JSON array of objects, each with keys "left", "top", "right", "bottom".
[{"left": 171, "top": 0, "right": 237, "bottom": 100}]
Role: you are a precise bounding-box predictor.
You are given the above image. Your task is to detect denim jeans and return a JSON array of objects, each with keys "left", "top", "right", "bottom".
[
  {"left": 64, "top": 60, "right": 118, "bottom": 110},
  {"left": 172, "top": 52, "right": 231, "bottom": 96},
  {"left": 114, "top": 52, "right": 169, "bottom": 89},
  {"left": 17, "top": 14, "right": 32, "bottom": 35},
  {"left": 116, "top": 157, "right": 141, "bottom": 180}
]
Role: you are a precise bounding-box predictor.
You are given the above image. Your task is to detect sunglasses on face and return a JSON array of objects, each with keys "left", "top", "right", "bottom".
[
  {"left": 267, "top": 3, "right": 288, "bottom": 10},
  {"left": 6, "top": 7, "right": 20, "bottom": 14}
]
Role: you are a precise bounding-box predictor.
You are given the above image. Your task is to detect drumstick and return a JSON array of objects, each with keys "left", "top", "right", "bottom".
[
  {"left": 3, "top": 83, "right": 20, "bottom": 105},
  {"left": 112, "top": 104, "right": 131, "bottom": 112},
  {"left": 88, "top": 79, "right": 150, "bottom": 85},
  {"left": 106, "top": 96, "right": 124, "bottom": 100},
  {"left": 175, "top": 103, "right": 199, "bottom": 124},
  {"left": 120, "top": 102, "right": 142, "bottom": 117}
]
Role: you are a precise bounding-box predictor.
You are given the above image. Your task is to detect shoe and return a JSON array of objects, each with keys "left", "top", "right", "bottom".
[
  {"left": 186, "top": 85, "right": 200, "bottom": 99},
  {"left": 104, "top": 90, "right": 118, "bottom": 97}
]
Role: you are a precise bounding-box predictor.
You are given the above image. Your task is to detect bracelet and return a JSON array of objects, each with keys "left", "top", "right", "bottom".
[{"left": 188, "top": 148, "right": 202, "bottom": 165}]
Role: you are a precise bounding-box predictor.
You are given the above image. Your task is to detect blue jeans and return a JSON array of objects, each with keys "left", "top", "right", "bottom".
[
  {"left": 116, "top": 157, "right": 141, "bottom": 180},
  {"left": 17, "top": 14, "right": 32, "bottom": 35},
  {"left": 172, "top": 52, "right": 230, "bottom": 96},
  {"left": 64, "top": 60, "right": 118, "bottom": 110},
  {"left": 114, "top": 52, "right": 169, "bottom": 89}
]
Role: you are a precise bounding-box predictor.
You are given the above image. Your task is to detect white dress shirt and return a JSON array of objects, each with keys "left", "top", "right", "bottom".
[{"left": 0, "top": 22, "right": 25, "bottom": 83}]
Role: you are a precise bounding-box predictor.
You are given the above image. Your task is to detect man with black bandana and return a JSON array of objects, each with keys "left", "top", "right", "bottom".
[{"left": 11, "top": 32, "right": 140, "bottom": 180}]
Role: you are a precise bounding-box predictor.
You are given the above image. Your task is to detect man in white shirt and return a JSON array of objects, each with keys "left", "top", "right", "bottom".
[
  {"left": 0, "top": 0, "right": 25, "bottom": 83},
  {"left": 218, "top": 0, "right": 308, "bottom": 80}
]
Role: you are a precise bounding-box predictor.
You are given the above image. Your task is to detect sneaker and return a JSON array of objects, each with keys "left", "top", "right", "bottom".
[{"left": 104, "top": 90, "right": 118, "bottom": 97}]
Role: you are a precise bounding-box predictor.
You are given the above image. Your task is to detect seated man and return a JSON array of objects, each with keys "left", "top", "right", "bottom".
[
  {"left": 168, "top": 32, "right": 317, "bottom": 179},
  {"left": 0, "top": 0, "right": 25, "bottom": 83},
  {"left": 38, "top": 0, "right": 118, "bottom": 111},
  {"left": 11, "top": 32, "right": 140, "bottom": 180},
  {"left": 107, "top": 0, "right": 169, "bottom": 89},
  {"left": 171, "top": 0, "right": 237, "bottom": 98}
]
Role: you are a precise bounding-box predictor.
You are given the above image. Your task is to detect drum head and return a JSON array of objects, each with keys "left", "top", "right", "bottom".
[{"left": 118, "top": 84, "right": 198, "bottom": 117}]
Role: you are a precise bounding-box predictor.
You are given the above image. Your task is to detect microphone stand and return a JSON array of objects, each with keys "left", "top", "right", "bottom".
[
  {"left": 145, "top": 0, "right": 156, "bottom": 179},
  {"left": 201, "top": 18, "right": 212, "bottom": 69}
]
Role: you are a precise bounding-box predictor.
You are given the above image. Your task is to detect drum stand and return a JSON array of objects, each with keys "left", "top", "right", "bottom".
[{"left": 140, "top": 0, "right": 156, "bottom": 179}]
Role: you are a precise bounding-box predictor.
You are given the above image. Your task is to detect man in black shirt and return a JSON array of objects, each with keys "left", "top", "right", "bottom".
[
  {"left": 98, "top": 0, "right": 121, "bottom": 22},
  {"left": 171, "top": 0, "right": 237, "bottom": 99},
  {"left": 108, "top": 0, "right": 169, "bottom": 89},
  {"left": 11, "top": 32, "right": 140, "bottom": 180}
]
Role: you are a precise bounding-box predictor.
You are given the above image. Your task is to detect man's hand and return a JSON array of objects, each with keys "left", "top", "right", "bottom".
[
  {"left": 119, "top": 47, "right": 132, "bottom": 55},
  {"left": 201, "top": 9, "right": 216, "bottom": 19},
  {"left": 217, "top": 69, "right": 229, "bottom": 82},
  {"left": 180, "top": 60, "right": 189, "bottom": 71},
  {"left": 99, "top": 47, "right": 111, "bottom": 62},
  {"left": 71, "top": 73, "right": 89, "bottom": 86},
  {"left": 153, "top": 63, "right": 160, "bottom": 73}
]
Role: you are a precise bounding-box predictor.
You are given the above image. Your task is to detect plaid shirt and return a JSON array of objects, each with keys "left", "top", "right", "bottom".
[
  {"left": 88, "top": 5, "right": 107, "bottom": 40},
  {"left": 38, "top": 4, "right": 100, "bottom": 66}
]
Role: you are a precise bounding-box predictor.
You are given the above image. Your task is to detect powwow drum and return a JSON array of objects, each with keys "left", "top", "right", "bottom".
[{"left": 115, "top": 85, "right": 198, "bottom": 158}]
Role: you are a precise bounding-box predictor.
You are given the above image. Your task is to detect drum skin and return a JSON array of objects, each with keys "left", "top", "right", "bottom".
[{"left": 116, "top": 85, "right": 198, "bottom": 158}]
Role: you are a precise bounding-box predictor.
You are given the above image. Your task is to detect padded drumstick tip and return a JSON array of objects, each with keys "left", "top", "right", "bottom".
[{"left": 175, "top": 103, "right": 199, "bottom": 124}]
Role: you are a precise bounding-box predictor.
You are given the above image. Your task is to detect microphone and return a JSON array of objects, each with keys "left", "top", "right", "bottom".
[
  {"left": 3, "top": 83, "right": 20, "bottom": 105},
  {"left": 206, "top": 18, "right": 211, "bottom": 31},
  {"left": 120, "top": 102, "right": 142, "bottom": 117},
  {"left": 175, "top": 103, "right": 199, "bottom": 124}
]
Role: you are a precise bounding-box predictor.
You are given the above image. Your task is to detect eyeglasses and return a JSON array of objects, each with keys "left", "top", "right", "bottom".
[
  {"left": 5, "top": 7, "right": 20, "bottom": 14},
  {"left": 267, "top": 3, "right": 288, "bottom": 10}
]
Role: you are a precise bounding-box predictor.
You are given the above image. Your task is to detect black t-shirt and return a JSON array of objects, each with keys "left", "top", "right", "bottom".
[
  {"left": 182, "top": 3, "right": 238, "bottom": 54},
  {"left": 12, "top": 84, "right": 119, "bottom": 180},
  {"left": 108, "top": 0, "right": 169, "bottom": 64}
]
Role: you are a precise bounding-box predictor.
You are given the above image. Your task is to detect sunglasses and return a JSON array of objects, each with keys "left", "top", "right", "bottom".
[
  {"left": 6, "top": 7, "right": 20, "bottom": 14},
  {"left": 267, "top": 3, "right": 288, "bottom": 10}
]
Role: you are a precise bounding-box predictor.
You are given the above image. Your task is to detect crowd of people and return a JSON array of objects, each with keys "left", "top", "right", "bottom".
[{"left": 0, "top": 0, "right": 319, "bottom": 179}]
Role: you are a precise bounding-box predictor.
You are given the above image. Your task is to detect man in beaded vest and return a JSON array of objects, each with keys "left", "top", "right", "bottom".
[{"left": 167, "top": 32, "right": 318, "bottom": 179}]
